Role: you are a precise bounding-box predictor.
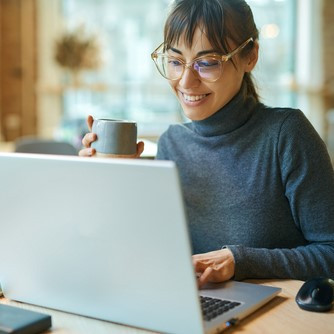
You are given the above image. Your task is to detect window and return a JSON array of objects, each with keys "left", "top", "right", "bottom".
[
  {"left": 59, "top": 0, "right": 181, "bottom": 142},
  {"left": 248, "top": 0, "right": 297, "bottom": 107}
]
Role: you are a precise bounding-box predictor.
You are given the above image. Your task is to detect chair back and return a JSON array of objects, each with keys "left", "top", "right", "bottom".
[{"left": 15, "top": 137, "right": 78, "bottom": 156}]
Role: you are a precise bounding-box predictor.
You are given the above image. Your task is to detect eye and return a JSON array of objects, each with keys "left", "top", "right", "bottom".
[
  {"left": 168, "top": 58, "right": 183, "bottom": 66},
  {"left": 196, "top": 59, "right": 220, "bottom": 68}
]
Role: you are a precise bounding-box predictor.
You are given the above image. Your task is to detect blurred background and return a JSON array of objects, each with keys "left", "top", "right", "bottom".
[{"left": 0, "top": 0, "right": 333, "bottom": 160}]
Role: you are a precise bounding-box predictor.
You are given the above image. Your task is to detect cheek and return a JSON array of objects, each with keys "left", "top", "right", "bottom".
[
  {"left": 168, "top": 80, "right": 177, "bottom": 93},
  {"left": 213, "top": 67, "right": 244, "bottom": 96}
]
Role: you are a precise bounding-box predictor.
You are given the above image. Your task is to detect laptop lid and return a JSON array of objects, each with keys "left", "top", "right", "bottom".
[
  {"left": 0, "top": 153, "right": 204, "bottom": 333},
  {"left": 0, "top": 153, "right": 281, "bottom": 334}
]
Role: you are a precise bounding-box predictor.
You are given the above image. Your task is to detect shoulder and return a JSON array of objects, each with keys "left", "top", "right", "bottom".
[
  {"left": 264, "top": 106, "right": 312, "bottom": 128},
  {"left": 254, "top": 105, "right": 317, "bottom": 138},
  {"left": 255, "top": 104, "right": 302, "bottom": 124},
  {"left": 268, "top": 107, "right": 323, "bottom": 145},
  {"left": 251, "top": 105, "right": 329, "bottom": 159},
  {"left": 268, "top": 108, "right": 330, "bottom": 167}
]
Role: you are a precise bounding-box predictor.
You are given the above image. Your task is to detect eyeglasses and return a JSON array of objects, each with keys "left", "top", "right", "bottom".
[{"left": 151, "top": 37, "right": 253, "bottom": 83}]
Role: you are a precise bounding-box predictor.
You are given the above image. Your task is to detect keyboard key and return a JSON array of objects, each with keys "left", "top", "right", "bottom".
[{"left": 199, "top": 296, "right": 241, "bottom": 322}]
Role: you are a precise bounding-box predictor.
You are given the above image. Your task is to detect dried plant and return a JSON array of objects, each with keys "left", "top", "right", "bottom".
[{"left": 54, "top": 26, "right": 101, "bottom": 72}]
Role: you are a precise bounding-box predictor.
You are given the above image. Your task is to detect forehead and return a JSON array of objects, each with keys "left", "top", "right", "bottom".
[{"left": 173, "top": 27, "right": 213, "bottom": 53}]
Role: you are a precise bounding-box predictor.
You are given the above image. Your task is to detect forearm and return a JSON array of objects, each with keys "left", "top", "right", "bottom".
[{"left": 228, "top": 243, "right": 334, "bottom": 281}]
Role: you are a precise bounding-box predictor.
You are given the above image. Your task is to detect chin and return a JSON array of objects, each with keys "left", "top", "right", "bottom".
[
  {"left": 182, "top": 105, "right": 213, "bottom": 121},
  {"left": 184, "top": 112, "right": 208, "bottom": 121},
  {"left": 182, "top": 108, "right": 199, "bottom": 121}
]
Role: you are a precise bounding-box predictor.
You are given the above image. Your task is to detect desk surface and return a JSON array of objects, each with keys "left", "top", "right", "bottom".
[{"left": 1, "top": 279, "right": 333, "bottom": 334}]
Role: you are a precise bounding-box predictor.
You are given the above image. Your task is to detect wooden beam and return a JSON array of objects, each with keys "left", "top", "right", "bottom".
[
  {"left": 20, "top": 0, "right": 37, "bottom": 137},
  {"left": 0, "top": 0, "right": 37, "bottom": 142}
]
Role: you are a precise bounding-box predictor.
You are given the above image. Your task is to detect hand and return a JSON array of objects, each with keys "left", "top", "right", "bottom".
[
  {"left": 78, "top": 115, "right": 145, "bottom": 158},
  {"left": 192, "top": 249, "right": 235, "bottom": 288}
]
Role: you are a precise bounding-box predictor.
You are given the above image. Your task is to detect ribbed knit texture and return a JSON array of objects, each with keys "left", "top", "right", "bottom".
[{"left": 156, "top": 88, "right": 334, "bottom": 281}]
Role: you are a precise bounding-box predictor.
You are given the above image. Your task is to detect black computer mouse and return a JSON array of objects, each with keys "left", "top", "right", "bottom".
[{"left": 295, "top": 277, "right": 334, "bottom": 312}]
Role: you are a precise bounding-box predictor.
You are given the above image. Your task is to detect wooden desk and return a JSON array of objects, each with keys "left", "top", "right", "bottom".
[{"left": 1, "top": 280, "right": 333, "bottom": 334}]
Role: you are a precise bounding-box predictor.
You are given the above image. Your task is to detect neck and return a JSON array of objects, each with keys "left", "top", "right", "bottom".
[{"left": 191, "top": 88, "right": 257, "bottom": 137}]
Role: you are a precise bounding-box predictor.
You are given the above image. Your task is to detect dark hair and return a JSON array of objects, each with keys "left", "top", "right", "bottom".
[{"left": 164, "top": 0, "right": 260, "bottom": 102}]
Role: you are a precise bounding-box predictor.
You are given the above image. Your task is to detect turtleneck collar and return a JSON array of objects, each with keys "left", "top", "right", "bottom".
[{"left": 191, "top": 87, "right": 257, "bottom": 137}]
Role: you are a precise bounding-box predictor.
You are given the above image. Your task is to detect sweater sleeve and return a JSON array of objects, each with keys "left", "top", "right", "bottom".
[{"left": 229, "top": 110, "right": 334, "bottom": 280}]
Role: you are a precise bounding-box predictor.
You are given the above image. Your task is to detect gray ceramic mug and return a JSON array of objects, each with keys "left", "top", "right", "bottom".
[{"left": 91, "top": 119, "right": 137, "bottom": 157}]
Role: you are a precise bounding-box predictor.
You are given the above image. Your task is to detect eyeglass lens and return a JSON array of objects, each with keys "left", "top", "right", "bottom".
[{"left": 156, "top": 56, "right": 222, "bottom": 81}]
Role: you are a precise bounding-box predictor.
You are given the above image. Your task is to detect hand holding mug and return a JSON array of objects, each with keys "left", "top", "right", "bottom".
[{"left": 79, "top": 115, "right": 144, "bottom": 158}]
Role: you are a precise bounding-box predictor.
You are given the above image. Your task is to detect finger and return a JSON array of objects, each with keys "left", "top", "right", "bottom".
[
  {"left": 87, "top": 115, "right": 94, "bottom": 131},
  {"left": 136, "top": 141, "right": 145, "bottom": 158},
  {"left": 193, "top": 258, "right": 214, "bottom": 272},
  {"left": 117, "top": 142, "right": 144, "bottom": 159},
  {"left": 192, "top": 252, "right": 217, "bottom": 265},
  {"left": 78, "top": 147, "right": 95, "bottom": 157},
  {"left": 82, "top": 133, "right": 97, "bottom": 148},
  {"left": 197, "top": 266, "right": 213, "bottom": 289}
]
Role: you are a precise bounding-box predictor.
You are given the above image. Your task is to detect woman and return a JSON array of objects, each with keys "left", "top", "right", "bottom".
[{"left": 80, "top": 0, "right": 334, "bottom": 286}]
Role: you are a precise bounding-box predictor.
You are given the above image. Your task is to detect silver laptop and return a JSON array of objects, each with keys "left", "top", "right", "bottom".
[{"left": 0, "top": 152, "right": 281, "bottom": 334}]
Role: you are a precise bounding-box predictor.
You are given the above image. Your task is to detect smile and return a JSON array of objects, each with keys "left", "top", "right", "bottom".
[{"left": 182, "top": 93, "right": 209, "bottom": 102}]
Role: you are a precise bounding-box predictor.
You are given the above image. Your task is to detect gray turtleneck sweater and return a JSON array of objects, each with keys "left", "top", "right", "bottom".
[{"left": 156, "top": 91, "right": 334, "bottom": 281}]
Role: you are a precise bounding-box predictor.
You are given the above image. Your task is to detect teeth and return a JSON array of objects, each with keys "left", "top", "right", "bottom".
[{"left": 183, "top": 93, "right": 207, "bottom": 102}]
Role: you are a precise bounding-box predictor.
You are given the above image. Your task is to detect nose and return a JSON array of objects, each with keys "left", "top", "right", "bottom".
[{"left": 178, "top": 65, "right": 201, "bottom": 89}]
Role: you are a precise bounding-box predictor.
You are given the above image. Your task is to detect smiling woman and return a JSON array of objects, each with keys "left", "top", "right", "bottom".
[{"left": 150, "top": 0, "right": 334, "bottom": 286}]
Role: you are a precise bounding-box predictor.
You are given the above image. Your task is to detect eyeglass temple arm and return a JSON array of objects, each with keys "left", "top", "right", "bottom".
[{"left": 224, "top": 37, "right": 254, "bottom": 61}]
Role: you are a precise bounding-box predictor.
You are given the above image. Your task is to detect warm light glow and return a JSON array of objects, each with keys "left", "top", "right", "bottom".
[{"left": 261, "top": 24, "right": 280, "bottom": 39}]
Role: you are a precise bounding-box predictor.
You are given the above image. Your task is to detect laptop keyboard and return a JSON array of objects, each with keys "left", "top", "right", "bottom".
[{"left": 200, "top": 296, "right": 241, "bottom": 322}]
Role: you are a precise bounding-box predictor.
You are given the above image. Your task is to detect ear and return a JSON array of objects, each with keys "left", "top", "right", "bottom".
[{"left": 244, "top": 41, "right": 259, "bottom": 72}]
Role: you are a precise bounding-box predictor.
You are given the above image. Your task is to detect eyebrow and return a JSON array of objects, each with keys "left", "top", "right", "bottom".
[{"left": 169, "top": 47, "right": 219, "bottom": 57}]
